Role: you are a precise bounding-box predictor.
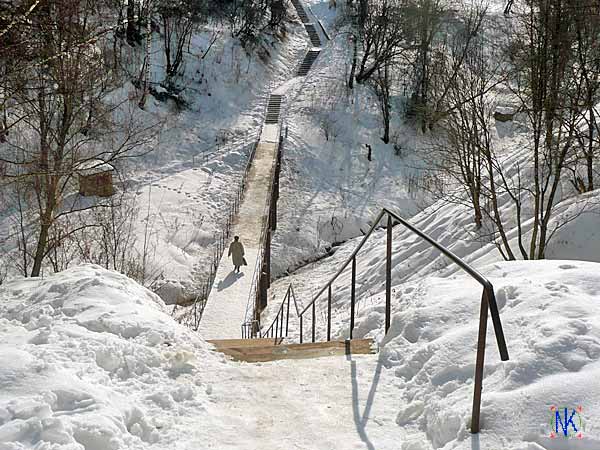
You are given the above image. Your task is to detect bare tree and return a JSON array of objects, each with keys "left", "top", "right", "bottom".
[
  {"left": 156, "top": 0, "right": 206, "bottom": 86},
  {"left": 354, "top": 0, "right": 412, "bottom": 84},
  {"left": 407, "top": 0, "right": 445, "bottom": 130},
  {"left": 0, "top": 0, "right": 156, "bottom": 276},
  {"left": 373, "top": 60, "right": 392, "bottom": 143}
]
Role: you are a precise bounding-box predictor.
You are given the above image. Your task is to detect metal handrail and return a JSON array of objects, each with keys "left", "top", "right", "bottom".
[
  {"left": 259, "top": 283, "right": 302, "bottom": 338},
  {"left": 253, "top": 207, "right": 509, "bottom": 434},
  {"left": 298, "top": 207, "right": 509, "bottom": 360},
  {"left": 243, "top": 127, "right": 284, "bottom": 326},
  {"left": 299, "top": 209, "right": 387, "bottom": 315},
  {"left": 173, "top": 137, "right": 259, "bottom": 329}
]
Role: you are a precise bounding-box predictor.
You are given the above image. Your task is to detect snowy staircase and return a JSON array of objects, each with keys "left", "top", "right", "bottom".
[
  {"left": 290, "top": 0, "right": 321, "bottom": 47},
  {"left": 297, "top": 50, "right": 320, "bottom": 76},
  {"left": 208, "top": 338, "right": 376, "bottom": 363},
  {"left": 290, "top": 0, "right": 310, "bottom": 23},
  {"left": 265, "top": 94, "right": 283, "bottom": 124},
  {"left": 304, "top": 24, "right": 321, "bottom": 47}
]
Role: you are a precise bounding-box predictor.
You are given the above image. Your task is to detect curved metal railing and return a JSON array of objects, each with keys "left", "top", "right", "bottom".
[{"left": 244, "top": 207, "right": 509, "bottom": 433}]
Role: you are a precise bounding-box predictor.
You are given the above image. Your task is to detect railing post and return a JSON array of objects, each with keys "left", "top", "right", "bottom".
[
  {"left": 259, "top": 268, "right": 268, "bottom": 312},
  {"left": 265, "top": 231, "right": 271, "bottom": 289},
  {"left": 279, "top": 308, "right": 284, "bottom": 338},
  {"left": 350, "top": 257, "right": 356, "bottom": 339},
  {"left": 471, "top": 289, "right": 489, "bottom": 434},
  {"left": 275, "top": 315, "right": 279, "bottom": 339},
  {"left": 327, "top": 285, "right": 332, "bottom": 341},
  {"left": 311, "top": 301, "right": 316, "bottom": 343},
  {"left": 286, "top": 291, "right": 291, "bottom": 337},
  {"left": 385, "top": 214, "right": 392, "bottom": 333},
  {"left": 300, "top": 315, "right": 303, "bottom": 343}
]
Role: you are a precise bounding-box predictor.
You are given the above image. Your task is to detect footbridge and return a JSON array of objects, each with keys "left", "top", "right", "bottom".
[{"left": 198, "top": 0, "right": 325, "bottom": 340}]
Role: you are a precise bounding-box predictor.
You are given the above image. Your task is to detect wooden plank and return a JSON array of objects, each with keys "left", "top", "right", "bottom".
[
  {"left": 208, "top": 338, "right": 283, "bottom": 349},
  {"left": 209, "top": 339, "right": 376, "bottom": 363}
]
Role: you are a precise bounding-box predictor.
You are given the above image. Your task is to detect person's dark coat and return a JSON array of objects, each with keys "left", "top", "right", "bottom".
[{"left": 228, "top": 241, "right": 245, "bottom": 267}]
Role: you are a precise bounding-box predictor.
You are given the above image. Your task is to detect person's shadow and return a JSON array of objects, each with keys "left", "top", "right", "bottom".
[
  {"left": 349, "top": 351, "right": 383, "bottom": 450},
  {"left": 216, "top": 270, "right": 244, "bottom": 291}
]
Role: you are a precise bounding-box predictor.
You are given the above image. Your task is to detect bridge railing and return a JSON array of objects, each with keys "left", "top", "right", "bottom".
[
  {"left": 174, "top": 137, "right": 259, "bottom": 329},
  {"left": 244, "top": 207, "right": 509, "bottom": 433},
  {"left": 242, "top": 125, "right": 285, "bottom": 334}
]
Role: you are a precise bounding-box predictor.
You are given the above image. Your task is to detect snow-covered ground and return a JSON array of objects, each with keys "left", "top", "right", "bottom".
[
  {"left": 0, "top": 12, "right": 309, "bottom": 302},
  {"left": 0, "top": 265, "right": 408, "bottom": 449},
  {"left": 3, "top": 1, "right": 600, "bottom": 449},
  {"left": 123, "top": 18, "right": 309, "bottom": 299},
  {"left": 3, "top": 261, "right": 600, "bottom": 449}
]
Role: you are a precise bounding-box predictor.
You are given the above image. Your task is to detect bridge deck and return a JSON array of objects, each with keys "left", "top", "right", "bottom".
[{"left": 199, "top": 125, "right": 280, "bottom": 340}]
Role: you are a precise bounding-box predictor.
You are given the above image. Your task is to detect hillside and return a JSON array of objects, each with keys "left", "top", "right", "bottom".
[{"left": 2, "top": 0, "right": 600, "bottom": 448}]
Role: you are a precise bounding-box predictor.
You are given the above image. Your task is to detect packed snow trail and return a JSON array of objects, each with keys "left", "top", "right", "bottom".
[
  {"left": 194, "top": 353, "right": 404, "bottom": 449},
  {"left": 199, "top": 131, "right": 279, "bottom": 339}
]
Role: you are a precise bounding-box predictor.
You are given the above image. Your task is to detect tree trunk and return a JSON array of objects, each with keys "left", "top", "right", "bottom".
[
  {"left": 31, "top": 219, "right": 51, "bottom": 277},
  {"left": 127, "top": 0, "right": 136, "bottom": 44},
  {"left": 348, "top": 35, "right": 357, "bottom": 89}
]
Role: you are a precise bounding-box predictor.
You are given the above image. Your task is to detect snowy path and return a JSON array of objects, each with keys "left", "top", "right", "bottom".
[
  {"left": 195, "top": 354, "right": 403, "bottom": 449},
  {"left": 199, "top": 0, "right": 325, "bottom": 339},
  {"left": 199, "top": 126, "right": 280, "bottom": 340}
]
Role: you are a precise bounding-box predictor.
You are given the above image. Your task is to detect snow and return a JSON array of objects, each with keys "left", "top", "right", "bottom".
[
  {"left": 2, "top": 0, "right": 600, "bottom": 449},
  {"left": 75, "top": 159, "right": 114, "bottom": 176},
  {"left": 3, "top": 261, "right": 600, "bottom": 449},
  {"left": 265, "top": 259, "right": 600, "bottom": 449},
  {"left": 200, "top": 139, "right": 280, "bottom": 339},
  {"left": 0, "top": 265, "right": 222, "bottom": 449}
]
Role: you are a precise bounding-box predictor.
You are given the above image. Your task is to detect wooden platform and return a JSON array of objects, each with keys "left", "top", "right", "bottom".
[{"left": 208, "top": 338, "right": 377, "bottom": 363}]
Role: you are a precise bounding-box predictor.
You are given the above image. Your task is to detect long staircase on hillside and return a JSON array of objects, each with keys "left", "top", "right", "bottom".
[
  {"left": 290, "top": 0, "right": 310, "bottom": 23},
  {"left": 304, "top": 24, "right": 321, "bottom": 47},
  {"left": 297, "top": 50, "right": 320, "bottom": 76},
  {"left": 198, "top": 0, "right": 327, "bottom": 341},
  {"left": 196, "top": 0, "right": 510, "bottom": 435},
  {"left": 265, "top": 95, "right": 283, "bottom": 124}
]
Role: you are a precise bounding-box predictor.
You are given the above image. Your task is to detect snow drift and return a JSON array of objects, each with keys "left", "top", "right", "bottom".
[
  {"left": 0, "top": 265, "right": 223, "bottom": 450},
  {"left": 269, "top": 256, "right": 600, "bottom": 448}
]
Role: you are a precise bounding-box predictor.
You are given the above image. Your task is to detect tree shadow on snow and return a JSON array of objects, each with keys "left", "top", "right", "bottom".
[
  {"left": 216, "top": 270, "right": 244, "bottom": 291},
  {"left": 349, "top": 352, "right": 383, "bottom": 450}
]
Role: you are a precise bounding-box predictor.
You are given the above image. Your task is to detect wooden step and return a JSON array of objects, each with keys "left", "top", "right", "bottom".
[
  {"left": 209, "top": 338, "right": 283, "bottom": 348},
  {"left": 207, "top": 338, "right": 377, "bottom": 363},
  {"left": 297, "top": 50, "right": 320, "bottom": 76},
  {"left": 305, "top": 24, "right": 321, "bottom": 47}
]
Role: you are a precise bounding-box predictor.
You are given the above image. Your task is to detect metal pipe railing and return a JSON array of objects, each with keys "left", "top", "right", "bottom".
[{"left": 259, "top": 207, "right": 509, "bottom": 434}]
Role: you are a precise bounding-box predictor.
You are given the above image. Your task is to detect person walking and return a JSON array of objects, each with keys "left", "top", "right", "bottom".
[{"left": 228, "top": 236, "right": 245, "bottom": 273}]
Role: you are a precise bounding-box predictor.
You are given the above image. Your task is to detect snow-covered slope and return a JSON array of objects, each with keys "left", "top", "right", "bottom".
[
  {"left": 270, "top": 7, "right": 426, "bottom": 278},
  {"left": 268, "top": 259, "right": 600, "bottom": 448},
  {"left": 0, "top": 265, "right": 225, "bottom": 449}
]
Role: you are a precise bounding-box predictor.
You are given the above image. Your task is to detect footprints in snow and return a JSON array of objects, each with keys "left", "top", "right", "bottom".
[{"left": 150, "top": 183, "right": 204, "bottom": 202}]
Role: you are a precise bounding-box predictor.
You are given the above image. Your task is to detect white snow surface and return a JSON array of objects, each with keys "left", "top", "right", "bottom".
[
  {"left": 3, "top": 261, "right": 600, "bottom": 449},
  {"left": 0, "top": 265, "right": 223, "bottom": 449},
  {"left": 267, "top": 258, "right": 600, "bottom": 449}
]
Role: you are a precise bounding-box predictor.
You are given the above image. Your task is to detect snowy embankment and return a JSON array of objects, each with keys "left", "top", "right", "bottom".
[
  {"left": 269, "top": 258, "right": 600, "bottom": 449},
  {"left": 127, "top": 21, "right": 309, "bottom": 300},
  {"left": 2, "top": 261, "right": 600, "bottom": 449},
  {"left": 0, "top": 265, "right": 231, "bottom": 449},
  {"left": 270, "top": 5, "right": 428, "bottom": 278}
]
